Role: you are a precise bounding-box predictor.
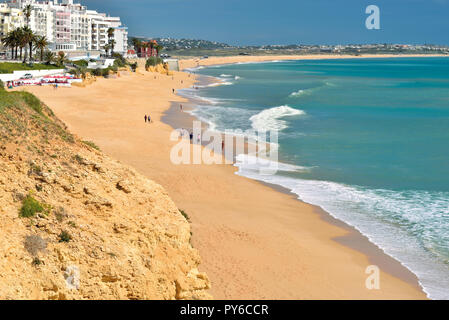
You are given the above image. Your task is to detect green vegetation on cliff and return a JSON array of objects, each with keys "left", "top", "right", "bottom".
[{"left": 0, "top": 86, "right": 73, "bottom": 144}]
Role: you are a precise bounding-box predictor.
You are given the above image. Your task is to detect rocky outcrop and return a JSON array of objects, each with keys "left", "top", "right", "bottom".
[{"left": 0, "top": 89, "right": 211, "bottom": 300}]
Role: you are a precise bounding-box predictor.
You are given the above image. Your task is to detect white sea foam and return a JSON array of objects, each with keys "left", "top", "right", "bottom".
[
  {"left": 219, "top": 74, "right": 242, "bottom": 80},
  {"left": 235, "top": 60, "right": 284, "bottom": 65},
  {"left": 196, "top": 81, "right": 234, "bottom": 88},
  {"left": 289, "top": 89, "right": 312, "bottom": 97},
  {"left": 289, "top": 81, "right": 337, "bottom": 98},
  {"left": 232, "top": 160, "right": 449, "bottom": 300},
  {"left": 184, "top": 66, "right": 205, "bottom": 72},
  {"left": 250, "top": 105, "right": 306, "bottom": 131},
  {"left": 236, "top": 154, "right": 308, "bottom": 173},
  {"left": 210, "top": 81, "right": 233, "bottom": 87},
  {"left": 188, "top": 105, "right": 254, "bottom": 133}
]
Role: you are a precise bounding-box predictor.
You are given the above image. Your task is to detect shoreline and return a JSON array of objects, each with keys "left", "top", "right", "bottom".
[
  {"left": 163, "top": 99, "right": 424, "bottom": 289},
  {"left": 19, "top": 55, "right": 429, "bottom": 299},
  {"left": 178, "top": 53, "right": 449, "bottom": 70},
  {"left": 163, "top": 62, "right": 426, "bottom": 295}
]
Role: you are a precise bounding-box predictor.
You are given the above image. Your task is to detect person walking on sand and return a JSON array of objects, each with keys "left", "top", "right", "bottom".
[
  {"left": 172, "top": 88, "right": 175, "bottom": 94},
  {"left": 144, "top": 115, "right": 147, "bottom": 123},
  {"left": 148, "top": 115, "right": 152, "bottom": 124},
  {"left": 180, "top": 104, "right": 183, "bottom": 112}
]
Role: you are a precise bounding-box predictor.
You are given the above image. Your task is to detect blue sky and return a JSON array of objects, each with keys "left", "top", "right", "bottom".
[{"left": 83, "top": 0, "right": 449, "bottom": 45}]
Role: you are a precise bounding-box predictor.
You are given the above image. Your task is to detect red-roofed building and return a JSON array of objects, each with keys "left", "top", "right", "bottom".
[{"left": 136, "top": 40, "right": 158, "bottom": 58}]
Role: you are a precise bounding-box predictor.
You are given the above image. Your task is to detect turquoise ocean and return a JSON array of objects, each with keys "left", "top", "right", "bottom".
[{"left": 180, "top": 58, "right": 449, "bottom": 299}]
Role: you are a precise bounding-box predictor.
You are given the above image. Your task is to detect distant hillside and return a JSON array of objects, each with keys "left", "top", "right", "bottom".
[
  {"left": 128, "top": 37, "right": 449, "bottom": 57},
  {"left": 129, "top": 37, "right": 232, "bottom": 50}
]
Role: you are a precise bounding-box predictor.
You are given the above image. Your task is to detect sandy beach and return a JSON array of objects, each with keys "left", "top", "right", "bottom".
[
  {"left": 18, "top": 55, "right": 430, "bottom": 299},
  {"left": 179, "top": 53, "right": 448, "bottom": 70}
]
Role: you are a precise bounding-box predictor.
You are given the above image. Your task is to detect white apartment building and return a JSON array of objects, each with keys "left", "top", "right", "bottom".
[
  {"left": 0, "top": 3, "right": 24, "bottom": 38},
  {"left": 104, "top": 15, "right": 128, "bottom": 55},
  {"left": 3, "top": 0, "right": 128, "bottom": 55}
]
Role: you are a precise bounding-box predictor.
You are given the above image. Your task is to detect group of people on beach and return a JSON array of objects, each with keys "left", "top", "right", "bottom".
[
  {"left": 144, "top": 114, "right": 152, "bottom": 124},
  {"left": 178, "top": 129, "right": 201, "bottom": 144},
  {"left": 178, "top": 128, "right": 225, "bottom": 152}
]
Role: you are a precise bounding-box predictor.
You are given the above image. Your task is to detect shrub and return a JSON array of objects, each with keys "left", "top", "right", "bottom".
[
  {"left": 145, "top": 56, "right": 163, "bottom": 69},
  {"left": 55, "top": 207, "right": 68, "bottom": 222},
  {"left": 73, "top": 154, "right": 85, "bottom": 164},
  {"left": 28, "top": 162, "right": 43, "bottom": 176},
  {"left": 24, "top": 235, "right": 47, "bottom": 256},
  {"left": 129, "top": 62, "right": 137, "bottom": 72},
  {"left": 0, "top": 80, "right": 4, "bottom": 90},
  {"left": 19, "top": 195, "right": 45, "bottom": 218},
  {"left": 32, "top": 257, "right": 43, "bottom": 266},
  {"left": 82, "top": 140, "right": 100, "bottom": 151},
  {"left": 179, "top": 209, "right": 190, "bottom": 222},
  {"left": 112, "top": 53, "right": 127, "bottom": 67},
  {"left": 73, "top": 60, "right": 88, "bottom": 67},
  {"left": 59, "top": 231, "right": 72, "bottom": 243},
  {"left": 102, "top": 68, "right": 111, "bottom": 77},
  {"left": 92, "top": 68, "right": 102, "bottom": 76}
]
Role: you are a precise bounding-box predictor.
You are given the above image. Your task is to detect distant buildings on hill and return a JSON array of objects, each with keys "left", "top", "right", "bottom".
[
  {"left": 0, "top": 0, "right": 128, "bottom": 57},
  {"left": 128, "top": 37, "right": 449, "bottom": 55}
]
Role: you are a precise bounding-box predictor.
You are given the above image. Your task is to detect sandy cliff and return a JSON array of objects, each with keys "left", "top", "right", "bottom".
[{"left": 0, "top": 88, "right": 211, "bottom": 300}]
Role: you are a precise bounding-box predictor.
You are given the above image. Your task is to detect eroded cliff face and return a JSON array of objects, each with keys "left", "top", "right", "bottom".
[{"left": 0, "top": 89, "right": 211, "bottom": 300}]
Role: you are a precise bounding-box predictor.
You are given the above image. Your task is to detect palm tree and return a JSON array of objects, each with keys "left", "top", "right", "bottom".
[
  {"left": 155, "top": 44, "right": 163, "bottom": 57},
  {"left": 24, "top": 4, "right": 32, "bottom": 27},
  {"left": 11, "top": 29, "right": 21, "bottom": 60},
  {"left": 109, "top": 39, "right": 116, "bottom": 56},
  {"left": 140, "top": 41, "right": 149, "bottom": 58},
  {"left": 43, "top": 50, "right": 55, "bottom": 65},
  {"left": 15, "top": 28, "right": 27, "bottom": 61},
  {"left": 34, "top": 35, "right": 48, "bottom": 61},
  {"left": 131, "top": 37, "right": 141, "bottom": 56},
  {"left": 149, "top": 41, "right": 155, "bottom": 57},
  {"left": 104, "top": 44, "right": 111, "bottom": 57},
  {"left": 132, "top": 37, "right": 141, "bottom": 50},
  {"left": 107, "top": 27, "right": 115, "bottom": 39},
  {"left": 1, "top": 31, "right": 15, "bottom": 60},
  {"left": 106, "top": 27, "right": 115, "bottom": 56},
  {"left": 21, "top": 26, "right": 35, "bottom": 63},
  {"left": 55, "top": 51, "right": 68, "bottom": 67}
]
